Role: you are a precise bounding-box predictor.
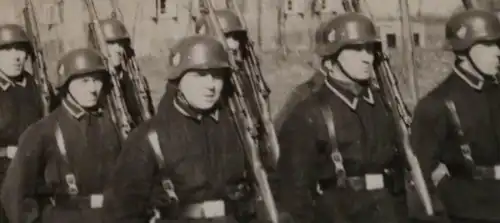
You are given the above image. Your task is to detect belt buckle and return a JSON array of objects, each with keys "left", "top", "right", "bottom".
[
  {"left": 494, "top": 165, "right": 500, "bottom": 180},
  {"left": 365, "top": 174, "right": 384, "bottom": 191},
  {"left": 185, "top": 200, "right": 225, "bottom": 218},
  {"left": 201, "top": 200, "right": 225, "bottom": 218},
  {"left": 90, "top": 194, "right": 104, "bottom": 209},
  {"left": 6, "top": 146, "right": 16, "bottom": 159}
]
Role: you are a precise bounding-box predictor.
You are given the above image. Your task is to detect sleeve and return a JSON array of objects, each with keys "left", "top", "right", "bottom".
[
  {"left": 275, "top": 106, "right": 318, "bottom": 223},
  {"left": 103, "top": 126, "right": 157, "bottom": 223},
  {"left": 1, "top": 124, "right": 44, "bottom": 223},
  {"left": 410, "top": 97, "right": 448, "bottom": 216}
]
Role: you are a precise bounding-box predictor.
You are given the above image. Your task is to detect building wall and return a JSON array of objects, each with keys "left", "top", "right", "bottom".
[
  {"left": 12, "top": 0, "right": 456, "bottom": 56},
  {"left": 1, "top": 0, "right": 458, "bottom": 81},
  {"left": 376, "top": 20, "right": 426, "bottom": 50}
]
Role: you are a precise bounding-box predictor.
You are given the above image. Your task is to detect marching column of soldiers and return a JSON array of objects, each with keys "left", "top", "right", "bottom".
[{"left": 0, "top": 0, "right": 500, "bottom": 222}]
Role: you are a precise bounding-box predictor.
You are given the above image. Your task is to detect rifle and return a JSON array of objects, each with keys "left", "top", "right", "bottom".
[
  {"left": 203, "top": 0, "right": 279, "bottom": 222},
  {"left": 344, "top": 0, "right": 434, "bottom": 216},
  {"left": 123, "top": 56, "right": 154, "bottom": 121},
  {"left": 23, "top": 0, "right": 53, "bottom": 116},
  {"left": 82, "top": 0, "right": 134, "bottom": 139},
  {"left": 107, "top": 1, "right": 154, "bottom": 121},
  {"left": 227, "top": 0, "right": 280, "bottom": 167}
]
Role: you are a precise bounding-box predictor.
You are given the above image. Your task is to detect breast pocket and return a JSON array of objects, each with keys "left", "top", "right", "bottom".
[
  {"left": 0, "top": 97, "right": 15, "bottom": 132},
  {"left": 170, "top": 154, "right": 208, "bottom": 192}
]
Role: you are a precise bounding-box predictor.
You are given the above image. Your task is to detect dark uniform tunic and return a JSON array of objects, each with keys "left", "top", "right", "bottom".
[
  {"left": 0, "top": 97, "right": 121, "bottom": 223},
  {"left": 104, "top": 92, "right": 252, "bottom": 223},
  {"left": 411, "top": 66, "right": 500, "bottom": 222},
  {"left": 0, "top": 71, "right": 44, "bottom": 222},
  {"left": 276, "top": 72, "right": 404, "bottom": 223}
]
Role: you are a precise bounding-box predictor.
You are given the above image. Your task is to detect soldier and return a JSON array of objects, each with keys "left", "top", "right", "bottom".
[
  {"left": 195, "top": 9, "right": 249, "bottom": 61},
  {"left": 194, "top": 9, "right": 279, "bottom": 168},
  {"left": 0, "top": 24, "right": 47, "bottom": 223},
  {"left": 99, "top": 18, "right": 154, "bottom": 124},
  {"left": 274, "top": 13, "right": 408, "bottom": 223},
  {"left": 1, "top": 48, "right": 122, "bottom": 223},
  {"left": 156, "top": 9, "right": 253, "bottom": 116},
  {"left": 411, "top": 9, "right": 500, "bottom": 223},
  {"left": 103, "top": 35, "right": 287, "bottom": 223}
]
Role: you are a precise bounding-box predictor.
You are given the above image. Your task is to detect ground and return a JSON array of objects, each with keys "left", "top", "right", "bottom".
[{"left": 138, "top": 48, "right": 455, "bottom": 119}]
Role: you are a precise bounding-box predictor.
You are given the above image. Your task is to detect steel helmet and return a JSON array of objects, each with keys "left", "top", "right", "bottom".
[
  {"left": 100, "top": 18, "right": 130, "bottom": 42},
  {"left": 54, "top": 48, "right": 108, "bottom": 88},
  {"left": 195, "top": 9, "right": 245, "bottom": 35},
  {"left": 315, "top": 12, "right": 380, "bottom": 57},
  {"left": 446, "top": 9, "right": 500, "bottom": 51},
  {"left": 167, "top": 35, "right": 230, "bottom": 80},
  {"left": 0, "top": 24, "right": 30, "bottom": 48}
]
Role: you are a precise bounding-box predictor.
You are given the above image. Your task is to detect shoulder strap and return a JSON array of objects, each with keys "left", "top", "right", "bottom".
[
  {"left": 444, "top": 100, "right": 475, "bottom": 167},
  {"left": 54, "top": 123, "right": 79, "bottom": 195},
  {"left": 146, "top": 130, "right": 178, "bottom": 202},
  {"left": 316, "top": 94, "right": 346, "bottom": 187}
]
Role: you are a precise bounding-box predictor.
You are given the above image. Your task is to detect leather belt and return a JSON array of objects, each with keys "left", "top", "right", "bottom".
[
  {"left": 346, "top": 174, "right": 385, "bottom": 191},
  {"left": 474, "top": 165, "right": 500, "bottom": 180},
  {"left": 52, "top": 194, "right": 104, "bottom": 209},
  {"left": 183, "top": 200, "right": 226, "bottom": 219},
  {"left": 433, "top": 163, "right": 500, "bottom": 183}
]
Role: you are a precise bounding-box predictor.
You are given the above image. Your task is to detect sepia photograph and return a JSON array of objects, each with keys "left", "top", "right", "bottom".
[{"left": 0, "top": 0, "right": 499, "bottom": 222}]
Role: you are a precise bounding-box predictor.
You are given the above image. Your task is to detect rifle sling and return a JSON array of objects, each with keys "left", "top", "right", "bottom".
[
  {"left": 147, "top": 130, "right": 178, "bottom": 202},
  {"left": 444, "top": 100, "right": 475, "bottom": 167},
  {"left": 316, "top": 93, "right": 347, "bottom": 188}
]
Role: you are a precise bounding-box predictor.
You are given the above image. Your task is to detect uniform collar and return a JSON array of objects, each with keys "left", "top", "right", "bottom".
[
  {"left": 0, "top": 71, "right": 27, "bottom": 91},
  {"left": 173, "top": 95, "right": 219, "bottom": 122},
  {"left": 321, "top": 69, "right": 374, "bottom": 110},
  {"left": 453, "top": 65, "right": 484, "bottom": 90},
  {"left": 62, "top": 97, "right": 103, "bottom": 120}
]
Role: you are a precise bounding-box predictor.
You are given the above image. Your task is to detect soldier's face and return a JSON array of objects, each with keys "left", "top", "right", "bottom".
[
  {"left": 0, "top": 45, "right": 28, "bottom": 77},
  {"left": 468, "top": 41, "right": 500, "bottom": 76},
  {"left": 68, "top": 74, "right": 104, "bottom": 108},
  {"left": 107, "top": 41, "right": 125, "bottom": 67},
  {"left": 337, "top": 44, "right": 375, "bottom": 81},
  {"left": 178, "top": 69, "right": 225, "bottom": 110},
  {"left": 226, "top": 36, "right": 240, "bottom": 51}
]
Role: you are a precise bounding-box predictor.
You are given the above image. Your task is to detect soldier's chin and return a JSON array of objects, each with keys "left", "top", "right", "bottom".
[
  {"left": 193, "top": 100, "right": 217, "bottom": 111},
  {"left": 79, "top": 99, "right": 99, "bottom": 108},
  {"left": 3, "top": 68, "right": 22, "bottom": 77},
  {"left": 352, "top": 76, "right": 371, "bottom": 86}
]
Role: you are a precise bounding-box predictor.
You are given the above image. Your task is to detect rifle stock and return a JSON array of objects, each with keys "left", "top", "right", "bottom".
[
  {"left": 83, "top": 0, "right": 133, "bottom": 138},
  {"left": 203, "top": 0, "right": 279, "bottom": 222},
  {"left": 23, "top": 0, "right": 52, "bottom": 116}
]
